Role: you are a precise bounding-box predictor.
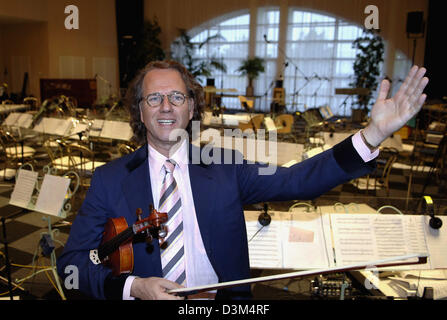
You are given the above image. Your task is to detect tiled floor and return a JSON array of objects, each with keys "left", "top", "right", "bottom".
[{"left": 1, "top": 131, "right": 445, "bottom": 300}]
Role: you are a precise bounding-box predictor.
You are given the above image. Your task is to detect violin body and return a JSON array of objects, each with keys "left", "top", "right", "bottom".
[
  {"left": 96, "top": 206, "right": 168, "bottom": 276},
  {"left": 102, "top": 217, "right": 134, "bottom": 276}
]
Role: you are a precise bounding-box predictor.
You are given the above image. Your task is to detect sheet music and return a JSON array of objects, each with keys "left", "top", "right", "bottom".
[
  {"left": 68, "top": 122, "right": 89, "bottom": 139},
  {"left": 424, "top": 216, "right": 447, "bottom": 269},
  {"left": 246, "top": 220, "right": 282, "bottom": 268},
  {"left": 34, "top": 174, "right": 70, "bottom": 218},
  {"left": 281, "top": 211, "right": 332, "bottom": 269},
  {"left": 9, "top": 169, "right": 38, "bottom": 208},
  {"left": 330, "top": 214, "right": 376, "bottom": 265},
  {"left": 100, "top": 120, "right": 133, "bottom": 140},
  {"left": 3, "top": 112, "right": 20, "bottom": 127},
  {"left": 331, "top": 214, "right": 430, "bottom": 268},
  {"left": 2, "top": 112, "right": 33, "bottom": 128},
  {"left": 88, "top": 119, "right": 104, "bottom": 137},
  {"left": 33, "top": 117, "right": 73, "bottom": 136}
]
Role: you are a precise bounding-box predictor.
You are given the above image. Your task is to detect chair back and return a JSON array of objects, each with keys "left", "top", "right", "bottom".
[{"left": 274, "top": 114, "right": 294, "bottom": 134}]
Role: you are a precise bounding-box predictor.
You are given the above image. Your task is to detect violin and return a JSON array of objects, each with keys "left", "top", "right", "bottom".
[{"left": 89, "top": 206, "right": 168, "bottom": 276}]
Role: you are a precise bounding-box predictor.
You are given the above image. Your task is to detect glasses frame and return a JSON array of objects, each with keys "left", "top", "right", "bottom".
[{"left": 140, "top": 91, "right": 190, "bottom": 108}]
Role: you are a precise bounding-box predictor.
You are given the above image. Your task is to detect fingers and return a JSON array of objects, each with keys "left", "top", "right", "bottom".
[
  {"left": 377, "top": 79, "right": 391, "bottom": 101},
  {"left": 131, "top": 277, "right": 185, "bottom": 300},
  {"left": 395, "top": 65, "right": 429, "bottom": 109},
  {"left": 399, "top": 65, "right": 419, "bottom": 94},
  {"left": 157, "top": 278, "right": 185, "bottom": 300},
  {"left": 408, "top": 76, "right": 429, "bottom": 109}
]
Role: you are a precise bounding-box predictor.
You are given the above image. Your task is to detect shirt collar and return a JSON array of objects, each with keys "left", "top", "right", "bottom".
[{"left": 148, "top": 140, "right": 189, "bottom": 175}]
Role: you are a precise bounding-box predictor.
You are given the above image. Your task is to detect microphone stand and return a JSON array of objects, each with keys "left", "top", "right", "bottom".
[
  {"left": 262, "top": 80, "right": 275, "bottom": 113},
  {"left": 264, "top": 35, "right": 309, "bottom": 113},
  {"left": 311, "top": 75, "right": 324, "bottom": 109}
]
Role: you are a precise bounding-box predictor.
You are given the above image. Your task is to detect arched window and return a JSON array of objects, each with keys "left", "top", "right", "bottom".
[
  {"left": 285, "top": 9, "right": 365, "bottom": 115},
  {"left": 174, "top": 11, "right": 250, "bottom": 110},
  {"left": 172, "top": 8, "right": 409, "bottom": 115}
]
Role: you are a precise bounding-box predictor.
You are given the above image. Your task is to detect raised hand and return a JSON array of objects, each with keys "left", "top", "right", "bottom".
[{"left": 362, "top": 65, "right": 429, "bottom": 147}]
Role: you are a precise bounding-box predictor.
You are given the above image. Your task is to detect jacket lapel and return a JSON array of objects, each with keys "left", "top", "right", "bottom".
[
  {"left": 121, "top": 144, "right": 162, "bottom": 276},
  {"left": 122, "top": 144, "right": 153, "bottom": 219}
]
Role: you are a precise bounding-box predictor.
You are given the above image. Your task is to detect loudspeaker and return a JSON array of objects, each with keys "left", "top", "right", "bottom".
[
  {"left": 424, "top": 0, "right": 445, "bottom": 100},
  {"left": 406, "top": 11, "right": 424, "bottom": 34},
  {"left": 115, "top": 0, "right": 144, "bottom": 88}
]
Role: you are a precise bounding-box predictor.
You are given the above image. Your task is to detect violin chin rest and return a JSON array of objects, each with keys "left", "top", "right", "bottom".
[{"left": 89, "top": 249, "right": 101, "bottom": 265}]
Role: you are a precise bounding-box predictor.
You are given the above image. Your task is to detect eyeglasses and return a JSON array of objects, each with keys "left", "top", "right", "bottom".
[{"left": 140, "top": 91, "right": 189, "bottom": 107}]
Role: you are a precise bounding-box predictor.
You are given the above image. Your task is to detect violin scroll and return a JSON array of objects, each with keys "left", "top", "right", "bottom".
[{"left": 135, "top": 205, "right": 168, "bottom": 242}]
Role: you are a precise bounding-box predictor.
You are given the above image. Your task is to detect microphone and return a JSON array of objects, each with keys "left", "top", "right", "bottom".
[
  {"left": 263, "top": 34, "right": 270, "bottom": 43},
  {"left": 258, "top": 203, "right": 272, "bottom": 227},
  {"left": 423, "top": 196, "right": 442, "bottom": 229}
]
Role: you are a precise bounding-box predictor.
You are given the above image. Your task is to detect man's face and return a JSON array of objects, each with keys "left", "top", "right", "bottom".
[{"left": 140, "top": 68, "right": 194, "bottom": 154}]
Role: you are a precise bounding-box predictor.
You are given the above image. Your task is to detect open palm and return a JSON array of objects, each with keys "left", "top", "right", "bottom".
[{"left": 364, "top": 66, "right": 429, "bottom": 146}]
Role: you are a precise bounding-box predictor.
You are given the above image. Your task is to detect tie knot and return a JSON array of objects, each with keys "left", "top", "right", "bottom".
[{"left": 164, "top": 159, "right": 176, "bottom": 174}]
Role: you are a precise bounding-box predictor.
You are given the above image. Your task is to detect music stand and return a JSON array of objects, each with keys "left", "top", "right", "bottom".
[{"left": 7, "top": 165, "right": 80, "bottom": 299}]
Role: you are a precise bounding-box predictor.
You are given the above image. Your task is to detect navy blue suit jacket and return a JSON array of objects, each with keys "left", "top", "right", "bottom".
[{"left": 57, "top": 137, "right": 374, "bottom": 299}]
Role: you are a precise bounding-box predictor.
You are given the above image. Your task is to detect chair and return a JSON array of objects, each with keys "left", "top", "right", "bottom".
[
  {"left": 117, "top": 143, "right": 136, "bottom": 156},
  {"left": 238, "top": 96, "right": 254, "bottom": 111},
  {"left": 44, "top": 139, "right": 105, "bottom": 187},
  {"left": 23, "top": 97, "right": 39, "bottom": 112},
  {"left": 0, "top": 128, "right": 36, "bottom": 180},
  {"left": 238, "top": 114, "right": 264, "bottom": 132},
  {"left": 354, "top": 147, "right": 399, "bottom": 195},
  {"left": 274, "top": 114, "right": 294, "bottom": 134}
]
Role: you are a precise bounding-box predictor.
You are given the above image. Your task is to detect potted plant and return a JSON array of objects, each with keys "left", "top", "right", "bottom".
[
  {"left": 171, "top": 29, "right": 227, "bottom": 84},
  {"left": 237, "top": 56, "right": 265, "bottom": 97},
  {"left": 350, "top": 29, "right": 384, "bottom": 121}
]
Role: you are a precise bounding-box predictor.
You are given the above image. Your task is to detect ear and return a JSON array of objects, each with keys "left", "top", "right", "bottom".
[
  {"left": 139, "top": 103, "right": 144, "bottom": 122},
  {"left": 188, "top": 98, "right": 194, "bottom": 120}
]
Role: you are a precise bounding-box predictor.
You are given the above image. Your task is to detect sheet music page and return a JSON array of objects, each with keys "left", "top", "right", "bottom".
[
  {"left": 69, "top": 122, "right": 88, "bottom": 139},
  {"left": 100, "top": 120, "right": 133, "bottom": 140},
  {"left": 9, "top": 169, "right": 38, "bottom": 209},
  {"left": 18, "top": 113, "right": 33, "bottom": 129},
  {"left": 281, "top": 211, "right": 332, "bottom": 269},
  {"left": 2, "top": 112, "right": 21, "bottom": 127},
  {"left": 331, "top": 214, "right": 378, "bottom": 266},
  {"left": 246, "top": 220, "right": 282, "bottom": 268},
  {"left": 331, "top": 214, "right": 430, "bottom": 268},
  {"left": 34, "top": 174, "right": 70, "bottom": 218},
  {"left": 88, "top": 119, "right": 104, "bottom": 137},
  {"left": 33, "top": 117, "right": 72, "bottom": 136},
  {"left": 424, "top": 216, "right": 447, "bottom": 269}
]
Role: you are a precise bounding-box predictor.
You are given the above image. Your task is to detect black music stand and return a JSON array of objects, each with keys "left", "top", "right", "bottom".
[{"left": 1, "top": 209, "right": 28, "bottom": 300}]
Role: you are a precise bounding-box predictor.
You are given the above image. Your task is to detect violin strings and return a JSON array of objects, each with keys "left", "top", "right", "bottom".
[{"left": 98, "top": 227, "right": 133, "bottom": 259}]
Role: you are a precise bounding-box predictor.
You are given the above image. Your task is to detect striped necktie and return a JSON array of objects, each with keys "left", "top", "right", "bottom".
[{"left": 159, "top": 159, "right": 186, "bottom": 285}]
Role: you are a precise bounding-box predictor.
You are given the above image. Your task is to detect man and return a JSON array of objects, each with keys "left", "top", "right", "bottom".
[{"left": 57, "top": 60, "right": 428, "bottom": 300}]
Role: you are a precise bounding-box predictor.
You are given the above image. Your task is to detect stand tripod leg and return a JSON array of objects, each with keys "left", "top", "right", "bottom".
[
  {"left": 13, "top": 216, "right": 66, "bottom": 300},
  {"left": 44, "top": 216, "right": 66, "bottom": 300},
  {"left": 1, "top": 217, "right": 14, "bottom": 300}
]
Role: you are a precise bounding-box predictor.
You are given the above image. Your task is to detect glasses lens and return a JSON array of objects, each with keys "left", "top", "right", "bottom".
[
  {"left": 146, "top": 93, "right": 162, "bottom": 107},
  {"left": 168, "top": 93, "right": 185, "bottom": 106}
]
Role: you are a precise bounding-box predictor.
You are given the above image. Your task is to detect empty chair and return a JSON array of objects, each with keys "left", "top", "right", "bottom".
[
  {"left": 0, "top": 128, "right": 36, "bottom": 180},
  {"left": 238, "top": 114, "right": 264, "bottom": 132},
  {"left": 274, "top": 114, "right": 294, "bottom": 134}
]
